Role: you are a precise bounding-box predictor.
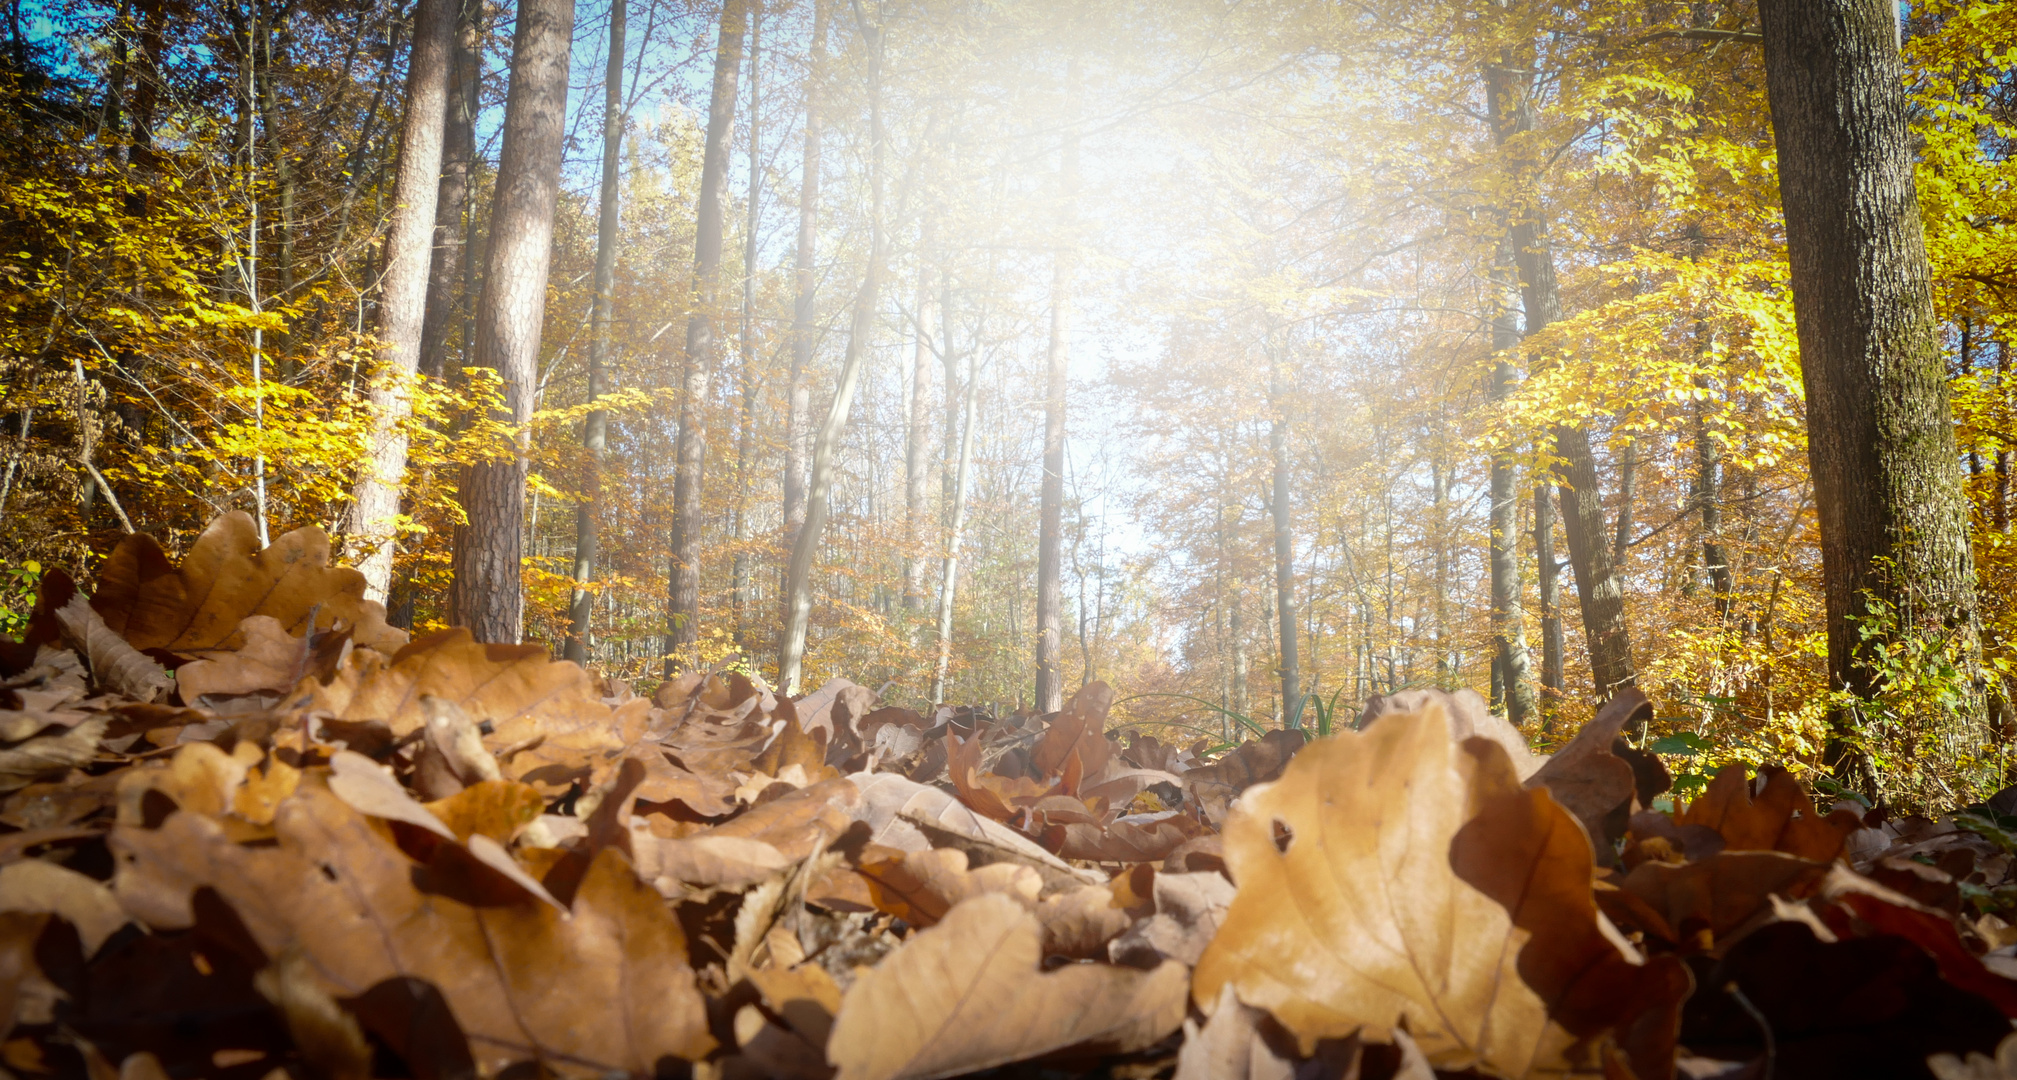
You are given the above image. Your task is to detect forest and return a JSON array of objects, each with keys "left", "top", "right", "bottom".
[{"left": 1, "top": 0, "right": 2016, "bottom": 1077}]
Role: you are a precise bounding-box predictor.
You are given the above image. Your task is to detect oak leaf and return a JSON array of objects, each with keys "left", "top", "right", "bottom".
[
  {"left": 1182, "top": 728, "right": 1306, "bottom": 826},
  {"left": 1191, "top": 703, "right": 1580, "bottom": 1074},
  {"left": 1029, "top": 681, "right": 1114, "bottom": 779},
  {"left": 825, "top": 892, "right": 1188, "bottom": 1080},
  {"left": 108, "top": 781, "right": 715, "bottom": 1072},
  {"left": 91, "top": 513, "right": 404, "bottom": 654},
  {"left": 1676, "top": 764, "right": 1862, "bottom": 861},
  {"left": 53, "top": 595, "right": 173, "bottom": 703},
  {"left": 1523, "top": 690, "right": 1647, "bottom": 847}
]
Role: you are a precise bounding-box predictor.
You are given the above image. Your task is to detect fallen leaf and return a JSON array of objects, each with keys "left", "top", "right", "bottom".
[
  {"left": 855, "top": 847, "right": 1041, "bottom": 926},
  {"left": 0, "top": 715, "right": 108, "bottom": 794},
  {"left": 1182, "top": 728, "right": 1306, "bottom": 826},
  {"left": 825, "top": 893, "right": 1188, "bottom": 1080},
  {"left": 1361, "top": 687, "right": 1541, "bottom": 780},
  {"left": 1109, "top": 869, "right": 1236, "bottom": 968},
  {"left": 1029, "top": 682, "right": 1115, "bottom": 779},
  {"left": 1606, "top": 850, "right": 1832, "bottom": 952},
  {"left": 1192, "top": 702, "right": 1579, "bottom": 1073},
  {"left": 1172, "top": 983, "right": 1295, "bottom": 1080},
  {"left": 172, "top": 615, "right": 330, "bottom": 704},
  {"left": 633, "top": 833, "right": 793, "bottom": 891},
  {"left": 90, "top": 513, "right": 405, "bottom": 654},
  {"left": 1522, "top": 689, "right": 1648, "bottom": 849},
  {"left": 108, "top": 782, "right": 715, "bottom": 1073},
  {"left": 0, "top": 860, "right": 126, "bottom": 952},
  {"left": 422, "top": 780, "right": 545, "bottom": 844},
  {"left": 53, "top": 595, "right": 173, "bottom": 703},
  {"left": 1676, "top": 765, "right": 1862, "bottom": 861}
]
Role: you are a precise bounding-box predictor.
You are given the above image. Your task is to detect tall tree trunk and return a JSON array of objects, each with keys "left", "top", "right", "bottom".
[
  {"left": 664, "top": 0, "right": 749, "bottom": 675},
  {"left": 1034, "top": 59, "right": 1078, "bottom": 715},
  {"left": 777, "top": 10, "right": 883, "bottom": 694},
  {"left": 564, "top": 0, "right": 626, "bottom": 666},
  {"left": 931, "top": 344, "right": 977, "bottom": 705},
  {"left": 1269, "top": 358, "right": 1301, "bottom": 726},
  {"left": 1999, "top": 340, "right": 2012, "bottom": 533},
  {"left": 780, "top": 0, "right": 823, "bottom": 619},
  {"left": 1760, "top": 0, "right": 1988, "bottom": 789},
  {"left": 1231, "top": 583, "right": 1249, "bottom": 719},
  {"left": 418, "top": 0, "right": 482, "bottom": 382},
  {"left": 730, "top": 3, "right": 761, "bottom": 646},
  {"left": 1487, "top": 238, "right": 1536, "bottom": 726},
  {"left": 1695, "top": 395, "right": 1733, "bottom": 619},
  {"left": 445, "top": 0, "right": 575, "bottom": 643},
  {"left": 1535, "top": 483, "right": 1563, "bottom": 726},
  {"left": 349, "top": 0, "right": 454, "bottom": 602},
  {"left": 902, "top": 217, "right": 934, "bottom": 613}
]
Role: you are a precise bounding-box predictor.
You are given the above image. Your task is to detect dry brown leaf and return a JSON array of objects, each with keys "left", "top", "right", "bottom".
[
  {"left": 1604, "top": 850, "right": 1832, "bottom": 951},
  {"left": 171, "top": 616, "right": 319, "bottom": 703},
  {"left": 53, "top": 595, "right": 173, "bottom": 703},
  {"left": 633, "top": 833, "right": 793, "bottom": 891},
  {"left": 306, "top": 628, "right": 633, "bottom": 796},
  {"left": 0, "top": 859, "right": 126, "bottom": 952},
  {"left": 1033, "top": 883, "right": 1134, "bottom": 958},
  {"left": 1448, "top": 738, "right": 1693, "bottom": 1079},
  {"left": 825, "top": 892, "right": 1188, "bottom": 1080},
  {"left": 1675, "top": 764, "right": 1862, "bottom": 861},
  {"left": 0, "top": 715, "right": 108, "bottom": 794},
  {"left": 1029, "top": 681, "right": 1114, "bottom": 779},
  {"left": 1522, "top": 690, "right": 1648, "bottom": 847},
  {"left": 326, "top": 750, "right": 455, "bottom": 840},
  {"left": 855, "top": 847, "right": 1041, "bottom": 926},
  {"left": 1109, "top": 869, "right": 1236, "bottom": 968},
  {"left": 423, "top": 780, "right": 545, "bottom": 843},
  {"left": 91, "top": 513, "right": 405, "bottom": 654},
  {"left": 1181, "top": 728, "right": 1306, "bottom": 826},
  {"left": 115, "top": 741, "right": 263, "bottom": 825},
  {"left": 708, "top": 776, "right": 858, "bottom": 862},
  {"left": 1173, "top": 983, "right": 1296, "bottom": 1080},
  {"left": 1045, "top": 812, "right": 1199, "bottom": 863},
  {"left": 847, "top": 771, "right": 1102, "bottom": 891},
  {"left": 1191, "top": 703, "right": 1580, "bottom": 1074},
  {"left": 1362, "top": 687, "right": 1541, "bottom": 780},
  {"left": 108, "top": 781, "right": 715, "bottom": 1073}
]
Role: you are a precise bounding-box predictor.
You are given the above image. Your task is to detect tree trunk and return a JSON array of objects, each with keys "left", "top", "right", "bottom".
[
  {"left": 902, "top": 218, "right": 934, "bottom": 613},
  {"left": 419, "top": 0, "right": 482, "bottom": 381},
  {"left": 1695, "top": 395, "right": 1733, "bottom": 618},
  {"left": 1999, "top": 340, "right": 2012, "bottom": 533},
  {"left": 777, "top": 11, "right": 883, "bottom": 694},
  {"left": 1487, "top": 239, "right": 1536, "bottom": 726},
  {"left": 1535, "top": 483, "right": 1563, "bottom": 726},
  {"left": 729, "top": 4, "right": 761, "bottom": 646},
  {"left": 564, "top": 0, "right": 626, "bottom": 666},
  {"left": 1760, "top": 0, "right": 1987, "bottom": 788},
  {"left": 1269, "top": 359, "right": 1301, "bottom": 726},
  {"left": 931, "top": 344, "right": 978, "bottom": 706},
  {"left": 350, "top": 0, "right": 454, "bottom": 602},
  {"left": 445, "top": 0, "right": 575, "bottom": 643},
  {"left": 1034, "top": 60, "right": 1078, "bottom": 715},
  {"left": 664, "top": 0, "right": 749, "bottom": 675},
  {"left": 780, "top": 0, "right": 823, "bottom": 616}
]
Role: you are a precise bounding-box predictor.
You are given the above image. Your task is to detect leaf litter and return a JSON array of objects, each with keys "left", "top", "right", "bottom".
[{"left": 0, "top": 515, "right": 2015, "bottom": 1079}]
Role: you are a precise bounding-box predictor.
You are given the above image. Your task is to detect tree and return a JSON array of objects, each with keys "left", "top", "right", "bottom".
[
  {"left": 565, "top": 0, "right": 628, "bottom": 665},
  {"left": 445, "top": 0, "right": 576, "bottom": 643},
  {"left": 1759, "top": 0, "right": 1988, "bottom": 786},
  {"left": 1034, "top": 60, "right": 1078, "bottom": 715},
  {"left": 418, "top": 0, "right": 483, "bottom": 382},
  {"left": 1269, "top": 353, "right": 1300, "bottom": 726},
  {"left": 664, "top": 0, "right": 749, "bottom": 675},
  {"left": 349, "top": 0, "right": 455, "bottom": 603},
  {"left": 782, "top": 0, "right": 826, "bottom": 568}
]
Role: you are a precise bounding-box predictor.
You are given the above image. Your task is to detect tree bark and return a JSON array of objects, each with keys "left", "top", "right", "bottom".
[
  {"left": 1760, "top": 0, "right": 1987, "bottom": 786},
  {"left": 350, "top": 0, "right": 454, "bottom": 602},
  {"left": 564, "top": 0, "right": 626, "bottom": 666},
  {"left": 1034, "top": 59, "right": 1078, "bottom": 715},
  {"left": 445, "top": 0, "right": 575, "bottom": 643},
  {"left": 1694, "top": 395, "right": 1733, "bottom": 618},
  {"left": 1269, "top": 358, "right": 1301, "bottom": 726},
  {"left": 664, "top": 0, "right": 749, "bottom": 675},
  {"left": 777, "top": 10, "right": 883, "bottom": 694},
  {"left": 931, "top": 344, "right": 977, "bottom": 705},
  {"left": 902, "top": 217, "right": 934, "bottom": 613},
  {"left": 1999, "top": 340, "right": 2012, "bottom": 533},
  {"left": 780, "top": 0, "right": 823, "bottom": 620},
  {"left": 1535, "top": 483, "right": 1563, "bottom": 726},
  {"left": 1487, "top": 237, "right": 1536, "bottom": 726},
  {"left": 418, "top": 0, "right": 482, "bottom": 382}
]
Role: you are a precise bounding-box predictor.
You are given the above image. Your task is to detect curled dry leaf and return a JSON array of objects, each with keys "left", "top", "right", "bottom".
[
  {"left": 1603, "top": 851, "right": 1832, "bottom": 952},
  {"left": 1109, "top": 869, "right": 1236, "bottom": 968},
  {"left": 825, "top": 892, "right": 1188, "bottom": 1080},
  {"left": 109, "top": 782, "right": 715, "bottom": 1073},
  {"left": 54, "top": 595, "right": 174, "bottom": 703},
  {"left": 855, "top": 846, "right": 1040, "bottom": 926},
  {"left": 0, "top": 714, "right": 108, "bottom": 794},
  {"left": 1449, "top": 738, "right": 1693, "bottom": 1079},
  {"left": 633, "top": 833, "right": 792, "bottom": 891},
  {"left": 91, "top": 513, "right": 405, "bottom": 653},
  {"left": 1362, "top": 687, "right": 1541, "bottom": 780},
  {"left": 1173, "top": 983, "right": 1295, "bottom": 1080},
  {"left": 848, "top": 771, "right": 1102, "bottom": 891},
  {"left": 0, "top": 859, "right": 127, "bottom": 952},
  {"left": 1521, "top": 690, "right": 1647, "bottom": 850},
  {"left": 306, "top": 628, "right": 635, "bottom": 795},
  {"left": 1029, "top": 681, "right": 1115, "bottom": 779},
  {"left": 172, "top": 615, "right": 329, "bottom": 703},
  {"left": 1182, "top": 728, "right": 1306, "bottom": 826},
  {"left": 1676, "top": 764, "right": 1863, "bottom": 862},
  {"left": 1192, "top": 702, "right": 1580, "bottom": 1075}
]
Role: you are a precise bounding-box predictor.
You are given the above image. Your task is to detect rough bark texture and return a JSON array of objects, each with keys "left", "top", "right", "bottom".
[
  {"left": 418, "top": 0, "right": 481, "bottom": 381},
  {"left": 932, "top": 348, "right": 977, "bottom": 705},
  {"left": 730, "top": 5, "right": 762, "bottom": 644},
  {"left": 564, "top": 0, "right": 625, "bottom": 666},
  {"left": 780, "top": 0, "right": 823, "bottom": 616},
  {"left": 350, "top": 0, "right": 454, "bottom": 602},
  {"left": 1269, "top": 362, "right": 1300, "bottom": 726},
  {"left": 1694, "top": 395, "right": 1733, "bottom": 619},
  {"left": 445, "top": 0, "right": 575, "bottom": 644},
  {"left": 665, "top": 0, "right": 748, "bottom": 675},
  {"left": 1034, "top": 65, "right": 1077, "bottom": 716},
  {"left": 1760, "top": 0, "right": 1987, "bottom": 778}
]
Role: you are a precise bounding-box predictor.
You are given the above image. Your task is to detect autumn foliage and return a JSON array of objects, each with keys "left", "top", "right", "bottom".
[{"left": 2, "top": 517, "right": 2017, "bottom": 1079}]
